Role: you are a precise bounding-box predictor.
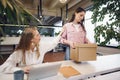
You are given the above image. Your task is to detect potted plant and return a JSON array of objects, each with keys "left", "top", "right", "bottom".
[
  {"left": 91, "top": 0, "right": 120, "bottom": 48},
  {"left": 0, "top": 0, "right": 42, "bottom": 25}
]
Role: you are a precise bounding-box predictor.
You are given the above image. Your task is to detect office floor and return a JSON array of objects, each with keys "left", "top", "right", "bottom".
[
  {"left": 44, "top": 51, "right": 65, "bottom": 62},
  {"left": 0, "top": 51, "right": 65, "bottom": 65}
]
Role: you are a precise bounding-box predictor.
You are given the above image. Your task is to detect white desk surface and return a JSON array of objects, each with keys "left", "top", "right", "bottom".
[
  {"left": 0, "top": 37, "right": 55, "bottom": 45},
  {"left": 0, "top": 54, "right": 120, "bottom": 80},
  {"left": 66, "top": 54, "right": 120, "bottom": 80},
  {"left": 86, "top": 71, "right": 120, "bottom": 80}
]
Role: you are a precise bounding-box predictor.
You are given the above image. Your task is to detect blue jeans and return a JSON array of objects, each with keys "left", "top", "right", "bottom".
[{"left": 65, "top": 46, "right": 70, "bottom": 60}]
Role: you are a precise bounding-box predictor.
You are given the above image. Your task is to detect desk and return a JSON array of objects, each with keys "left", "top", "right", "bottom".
[
  {"left": 0, "top": 54, "right": 120, "bottom": 80},
  {"left": 0, "top": 37, "right": 55, "bottom": 45},
  {"left": 66, "top": 54, "right": 120, "bottom": 80},
  {"left": 0, "top": 73, "right": 28, "bottom": 80},
  {"left": 0, "top": 37, "right": 20, "bottom": 56},
  {"left": 86, "top": 71, "right": 120, "bottom": 80}
]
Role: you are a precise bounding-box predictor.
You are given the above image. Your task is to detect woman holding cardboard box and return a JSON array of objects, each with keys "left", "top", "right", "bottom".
[{"left": 60, "top": 7, "right": 91, "bottom": 60}]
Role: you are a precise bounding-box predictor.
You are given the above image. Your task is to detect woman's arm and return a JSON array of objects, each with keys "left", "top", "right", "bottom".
[
  {"left": 40, "top": 27, "right": 66, "bottom": 55},
  {"left": 0, "top": 51, "right": 22, "bottom": 73},
  {"left": 60, "top": 26, "right": 75, "bottom": 48}
]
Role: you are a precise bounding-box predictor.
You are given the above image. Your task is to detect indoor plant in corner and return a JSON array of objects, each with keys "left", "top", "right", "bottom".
[
  {"left": 91, "top": 0, "right": 120, "bottom": 48},
  {"left": 0, "top": 0, "right": 42, "bottom": 25},
  {"left": 0, "top": 0, "right": 42, "bottom": 44}
]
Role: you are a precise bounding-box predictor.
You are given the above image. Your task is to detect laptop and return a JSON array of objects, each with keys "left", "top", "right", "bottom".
[{"left": 28, "top": 62, "right": 62, "bottom": 80}]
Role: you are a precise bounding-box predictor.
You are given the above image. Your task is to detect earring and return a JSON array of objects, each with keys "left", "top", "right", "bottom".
[{"left": 31, "top": 42, "right": 35, "bottom": 46}]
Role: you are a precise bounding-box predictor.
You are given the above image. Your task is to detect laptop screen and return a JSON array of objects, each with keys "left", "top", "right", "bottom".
[{"left": 28, "top": 62, "right": 62, "bottom": 80}]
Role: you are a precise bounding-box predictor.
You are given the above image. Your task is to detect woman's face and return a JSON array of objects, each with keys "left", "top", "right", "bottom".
[
  {"left": 31, "top": 30, "right": 41, "bottom": 45},
  {"left": 75, "top": 11, "right": 85, "bottom": 23}
]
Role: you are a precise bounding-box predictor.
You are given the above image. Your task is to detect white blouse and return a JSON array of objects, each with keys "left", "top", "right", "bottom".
[{"left": 0, "top": 36, "right": 61, "bottom": 73}]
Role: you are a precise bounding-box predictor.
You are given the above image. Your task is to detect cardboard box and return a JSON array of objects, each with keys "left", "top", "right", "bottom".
[{"left": 70, "top": 44, "right": 97, "bottom": 62}]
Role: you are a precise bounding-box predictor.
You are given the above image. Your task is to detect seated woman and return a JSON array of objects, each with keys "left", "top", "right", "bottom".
[{"left": 0, "top": 26, "right": 64, "bottom": 73}]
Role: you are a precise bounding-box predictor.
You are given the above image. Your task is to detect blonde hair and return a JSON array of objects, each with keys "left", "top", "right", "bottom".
[{"left": 16, "top": 26, "right": 40, "bottom": 64}]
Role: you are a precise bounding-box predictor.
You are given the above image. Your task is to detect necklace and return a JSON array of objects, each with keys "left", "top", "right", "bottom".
[{"left": 72, "top": 23, "right": 80, "bottom": 32}]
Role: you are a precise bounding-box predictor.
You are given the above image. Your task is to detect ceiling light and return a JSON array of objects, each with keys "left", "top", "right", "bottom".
[{"left": 59, "top": 0, "right": 67, "bottom": 3}]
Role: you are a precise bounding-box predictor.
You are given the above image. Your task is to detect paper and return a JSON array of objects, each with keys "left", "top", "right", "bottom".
[{"left": 59, "top": 66, "right": 80, "bottom": 78}]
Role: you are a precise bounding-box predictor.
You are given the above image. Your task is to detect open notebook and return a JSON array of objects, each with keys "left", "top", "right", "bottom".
[{"left": 28, "top": 62, "right": 61, "bottom": 80}]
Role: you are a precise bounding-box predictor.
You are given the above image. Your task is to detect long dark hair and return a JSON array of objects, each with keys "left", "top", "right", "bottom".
[{"left": 69, "top": 7, "right": 86, "bottom": 32}]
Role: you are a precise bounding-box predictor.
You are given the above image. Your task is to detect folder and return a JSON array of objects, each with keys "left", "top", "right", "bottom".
[{"left": 59, "top": 66, "right": 80, "bottom": 78}]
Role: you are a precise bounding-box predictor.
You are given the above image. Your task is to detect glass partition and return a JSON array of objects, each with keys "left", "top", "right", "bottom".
[{"left": 0, "top": 25, "right": 62, "bottom": 37}]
